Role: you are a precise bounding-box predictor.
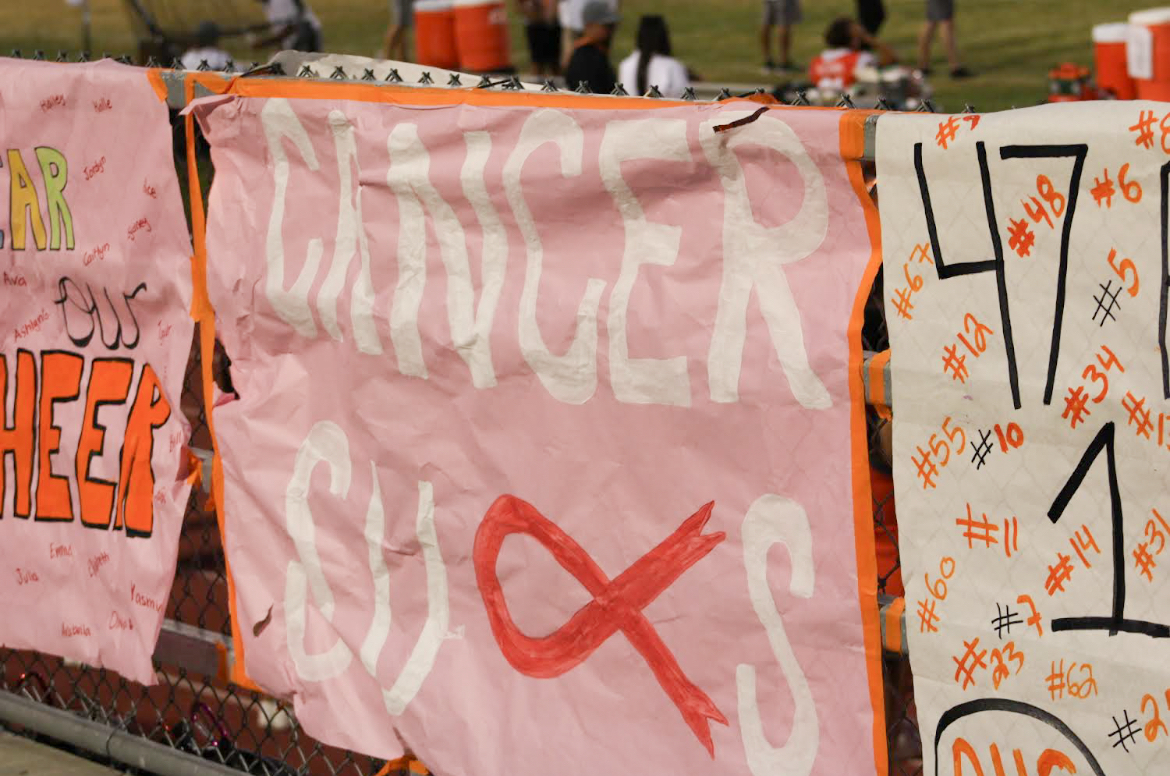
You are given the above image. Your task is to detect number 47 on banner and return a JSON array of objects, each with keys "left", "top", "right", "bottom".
[
  {"left": 914, "top": 141, "right": 1086, "bottom": 410},
  {"left": 917, "top": 142, "right": 1170, "bottom": 406}
]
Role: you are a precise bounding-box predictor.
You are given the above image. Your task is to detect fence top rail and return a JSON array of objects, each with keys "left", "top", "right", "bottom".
[{"left": 0, "top": 50, "right": 888, "bottom": 160}]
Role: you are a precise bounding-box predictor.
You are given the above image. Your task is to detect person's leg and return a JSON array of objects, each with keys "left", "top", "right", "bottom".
[
  {"left": 561, "top": 26, "right": 578, "bottom": 69},
  {"left": 525, "top": 23, "right": 540, "bottom": 72},
  {"left": 761, "top": 1, "right": 777, "bottom": 69},
  {"left": 917, "top": 20, "right": 937, "bottom": 70},
  {"left": 941, "top": 1, "right": 971, "bottom": 76},
  {"left": 385, "top": 26, "right": 405, "bottom": 60},
  {"left": 779, "top": 0, "right": 801, "bottom": 68},
  {"left": 400, "top": 0, "right": 413, "bottom": 61},
  {"left": 548, "top": 22, "right": 563, "bottom": 75},
  {"left": 528, "top": 22, "right": 557, "bottom": 76},
  {"left": 382, "top": 0, "right": 408, "bottom": 59},
  {"left": 942, "top": 19, "right": 959, "bottom": 69}
]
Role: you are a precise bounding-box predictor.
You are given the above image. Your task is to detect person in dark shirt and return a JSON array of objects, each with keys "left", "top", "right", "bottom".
[
  {"left": 564, "top": 1, "right": 619, "bottom": 93},
  {"left": 857, "top": 0, "right": 885, "bottom": 34}
]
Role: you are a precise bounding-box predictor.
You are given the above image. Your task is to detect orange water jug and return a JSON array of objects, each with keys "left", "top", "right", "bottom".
[
  {"left": 415, "top": 0, "right": 459, "bottom": 71},
  {"left": 453, "top": 0, "right": 512, "bottom": 73},
  {"left": 1093, "top": 23, "right": 1136, "bottom": 99},
  {"left": 1128, "top": 8, "right": 1170, "bottom": 100}
]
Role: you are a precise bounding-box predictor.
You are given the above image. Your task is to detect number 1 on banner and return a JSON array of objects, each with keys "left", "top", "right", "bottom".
[
  {"left": 914, "top": 142, "right": 1087, "bottom": 410},
  {"left": 1048, "top": 422, "right": 1170, "bottom": 638}
]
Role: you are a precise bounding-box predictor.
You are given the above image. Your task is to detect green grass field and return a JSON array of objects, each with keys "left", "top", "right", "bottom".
[{"left": 0, "top": 0, "right": 1161, "bottom": 110}]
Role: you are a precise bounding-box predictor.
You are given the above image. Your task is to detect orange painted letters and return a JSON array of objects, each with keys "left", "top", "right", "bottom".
[
  {"left": 0, "top": 350, "right": 37, "bottom": 517},
  {"left": 35, "top": 351, "right": 83, "bottom": 520},
  {"left": 117, "top": 364, "right": 170, "bottom": 536},
  {"left": 77, "top": 359, "right": 133, "bottom": 528}
]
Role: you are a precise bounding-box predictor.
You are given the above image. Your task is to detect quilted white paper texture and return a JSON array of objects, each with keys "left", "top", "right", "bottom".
[{"left": 879, "top": 103, "right": 1170, "bottom": 776}]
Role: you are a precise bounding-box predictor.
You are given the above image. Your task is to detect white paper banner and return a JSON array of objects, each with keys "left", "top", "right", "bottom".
[{"left": 880, "top": 102, "right": 1170, "bottom": 775}]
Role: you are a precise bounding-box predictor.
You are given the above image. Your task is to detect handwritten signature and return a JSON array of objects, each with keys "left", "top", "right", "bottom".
[
  {"left": 88, "top": 552, "right": 110, "bottom": 578},
  {"left": 130, "top": 583, "right": 165, "bottom": 613},
  {"left": 127, "top": 218, "right": 152, "bottom": 241},
  {"left": 13, "top": 309, "right": 49, "bottom": 343},
  {"left": 108, "top": 611, "right": 134, "bottom": 631},
  {"left": 84, "top": 157, "right": 106, "bottom": 182},
  {"left": 83, "top": 243, "right": 110, "bottom": 266},
  {"left": 40, "top": 94, "right": 65, "bottom": 113}
]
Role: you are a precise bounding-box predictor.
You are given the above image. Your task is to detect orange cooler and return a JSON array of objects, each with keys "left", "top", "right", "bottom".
[
  {"left": 1093, "top": 23, "right": 1136, "bottom": 99},
  {"left": 1128, "top": 8, "right": 1170, "bottom": 100},
  {"left": 453, "top": 0, "right": 512, "bottom": 73},
  {"left": 415, "top": 0, "right": 459, "bottom": 71}
]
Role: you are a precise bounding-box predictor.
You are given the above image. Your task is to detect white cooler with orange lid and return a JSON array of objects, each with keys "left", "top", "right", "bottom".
[
  {"left": 415, "top": 0, "right": 460, "bottom": 71},
  {"left": 453, "top": 0, "right": 512, "bottom": 73},
  {"left": 1128, "top": 8, "right": 1170, "bottom": 100},
  {"left": 1094, "top": 23, "right": 1136, "bottom": 98}
]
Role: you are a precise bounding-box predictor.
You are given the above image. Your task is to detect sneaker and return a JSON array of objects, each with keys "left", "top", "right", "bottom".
[
  {"left": 778, "top": 60, "right": 802, "bottom": 73},
  {"left": 950, "top": 66, "right": 973, "bottom": 79},
  {"left": 918, "top": 66, "right": 933, "bottom": 76},
  {"left": 761, "top": 60, "right": 777, "bottom": 75}
]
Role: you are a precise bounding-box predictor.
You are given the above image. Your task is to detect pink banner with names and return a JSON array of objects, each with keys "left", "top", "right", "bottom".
[
  {"left": 196, "top": 89, "right": 884, "bottom": 776},
  {"left": 0, "top": 60, "right": 195, "bottom": 684}
]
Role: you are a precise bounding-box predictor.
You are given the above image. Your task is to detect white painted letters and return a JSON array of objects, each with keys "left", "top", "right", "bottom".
[
  {"left": 736, "top": 494, "right": 818, "bottom": 776},
  {"left": 318, "top": 110, "right": 383, "bottom": 354},
  {"left": 504, "top": 109, "right": 605, "bottom": 405},
  {"left": 262, "top": 99, "right": 323, "bottom": 338},
  {"left": 600, "top": 119, "right": 692, "bottom": 406},
  {"left": 388, "top": 124, "right": 505, "bottom": 384},
  {"left": 285, "top": 421, "right": 354, "bottom": 682},
  {"left": 700, "top": 111, "right": 831, "bottom": 409},
  {"left": 285, "top": 422, "right": 448, "bottom": 715},
  {"left": 259, "top": 104, "right": 838, "bottom": 409}
]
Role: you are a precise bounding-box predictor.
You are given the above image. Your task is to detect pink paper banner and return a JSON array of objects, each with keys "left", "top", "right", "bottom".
[
  {"left": 0, "top": 60, "right": 195, "bottom": 685},
  {"left": 197, "top": 90, "right": 882, "bottom": 775}
]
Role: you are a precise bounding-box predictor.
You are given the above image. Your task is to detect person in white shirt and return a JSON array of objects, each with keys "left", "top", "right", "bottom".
[
  {"left": 252, "top": 0, "right": 324, "bottom": 52},
  {"left": 181, "top": 21, "right": 233, "bottom": 71},
  {"left": 618, "top": 15, "right": 690, "bottom": 98}
]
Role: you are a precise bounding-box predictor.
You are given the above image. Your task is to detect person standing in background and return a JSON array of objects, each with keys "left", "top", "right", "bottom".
[
  {"left": 382, "top": 0, "right": 413, "bottom": 60},
  {"left": 517, "top": 0, "right": 562, "bottom": 75},
  {"left": 181, "top": 21, "right": 233, "bottom": 70},
  {"left": 559, "top": 0, "right": 617, "bottom": 68},
  {"left": 618, "top": 16, "right": 690, "bottom": 98},
  {"left": 917, "top": 0, "right": 971, "bottom": 78},
  {"left": 564, "top": 1, "right": 618, "bottom": 93},
  {"left": 760, "top": 0, "right": 801, "bottom": 74},
  {"left": 251, "top": 0, "right": 323, "bottom": 51},
  {"left": 857, "top": 0, "right": 885, "bottom": 34}
]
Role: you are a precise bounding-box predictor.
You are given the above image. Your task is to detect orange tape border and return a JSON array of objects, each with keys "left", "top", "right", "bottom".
[
  {"left": 842, "top": 110, "right": 890, "bottom": 776},
  {"left": 182, "top": 72, "right": 259, "bottom": 691}
]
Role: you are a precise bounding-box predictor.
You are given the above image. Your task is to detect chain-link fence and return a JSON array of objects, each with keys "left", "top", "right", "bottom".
[{"left": 0, "top": 55, "right": 919, "bottom": 776}]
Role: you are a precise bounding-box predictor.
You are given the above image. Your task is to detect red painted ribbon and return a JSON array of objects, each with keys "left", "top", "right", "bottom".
[{"left": 474, "top": 495, "right": 729, "bottom": 757}]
